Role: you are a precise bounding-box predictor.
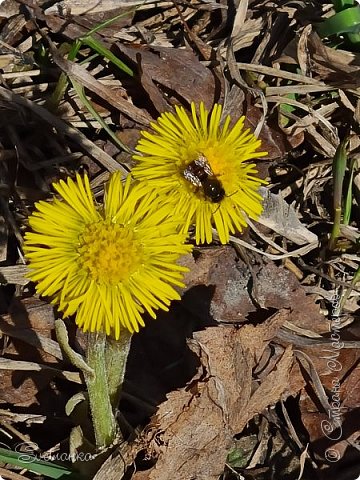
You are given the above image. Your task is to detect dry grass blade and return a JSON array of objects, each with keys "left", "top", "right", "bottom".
[
  {"left": 0, "top": 265, "right": 29, "bottom": 285},
  {"left": 294, "top": 350, "right": 333, "bottom": 412},
  {"left": 266, "top": 85, "right": 335, "bottom": 95},
  {"left": 237, "top": 62, "right": 325, "bottom": 85},
  {"left": 0, "top": 358, "right": 82, "bottom": 383},
  {"left": 0, "top": 319, "right": 63, "bottom": 359}
]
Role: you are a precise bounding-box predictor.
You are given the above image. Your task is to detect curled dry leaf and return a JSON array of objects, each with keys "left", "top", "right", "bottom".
[
  {"left": 307, "top": 32, "right": 360, "bottom": 88},
  {"left": 181, "top": 246, "right": 256, "bottom": 323},
  {"left": 131, "top": 315, "right": 296, "bottom": 480},
  {"left": 258, "top": 187, "right": 319, "bottom": 246},
  {"left": 0, "top": 298, "right": 62, "bottom": 406},
  {"left": 116, "top": 45, "right": 216, "bottom": 111},
  {"left": 252, "top": 262, "right": 327, "bottom": 334},
  {"left": 182, "top": 247, "right": 324, "bottom": 335}
]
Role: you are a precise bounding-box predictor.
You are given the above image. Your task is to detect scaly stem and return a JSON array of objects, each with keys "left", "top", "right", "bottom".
[
  {"left": 105, "top": 330, "right": 133, "bottom": 409},
  {"left": 57, "top": 322, "right": 133, "bottom": 449},
  {"left": 85, "top": 332, "right": 118, "bottom": 448}
]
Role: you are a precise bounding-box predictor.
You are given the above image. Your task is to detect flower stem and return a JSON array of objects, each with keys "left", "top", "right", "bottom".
[
  {"left": 85, "top": 332, "right": 118, "bottom": 448},
  {"left": 105, "top": 330, "right": 132, "bottom": 408}
]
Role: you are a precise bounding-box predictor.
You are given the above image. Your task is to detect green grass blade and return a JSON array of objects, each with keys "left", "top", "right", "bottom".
[
  {"left": 333, "top": 0, "right": 357, "bottom": 11},
  {"left": 0, "top": 447, "right": 75, "bottom": 478},
  {"left": 279, "top": 93, "right": 297, "bottom": 127},
  {"left": 343, "top": 156, "right": 356, "bottom": 225},
  {"left": 81, "top": 36, "right": 133, "bottom": 76},
  {"left": 318, "top": 6, "right": 360, "bottom": 37},
  {"left": 78, "top": 6, "right": 145, "bottom": 76},
  {"left": 85, "top": 9, "right": 138, "bottom": 36},
  {"left": 340, "top": 265, "right": 360, "bottom": 309},
  {"left": 71, "top": 79, "right": 132, "bottom": 153},
  {"left": 47, "top": 40, "right": 83, "bottom": 111},
  {"left": 329, "top": 136, "right": 349, "bottom": 250}
]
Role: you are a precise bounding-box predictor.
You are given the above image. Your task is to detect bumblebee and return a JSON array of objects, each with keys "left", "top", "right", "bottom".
[{"left": 182, "top": 155, "right": 225, "bottom": 203}]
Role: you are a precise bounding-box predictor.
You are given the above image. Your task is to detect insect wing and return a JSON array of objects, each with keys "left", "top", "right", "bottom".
[
  {"left": 183, "top": 168, "right": 202, "bottom": 187},
  {"left": 195, "top": 155, "right": 213, "bottom": 176}
]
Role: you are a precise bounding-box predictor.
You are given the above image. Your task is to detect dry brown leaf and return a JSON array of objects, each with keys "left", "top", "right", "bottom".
[
  {"left": 253, "top": 262, "right": 326, "bottom": 334},
  {"left": 182, "top": 246, "right": 256, "bottom": 323},
  {"left": 0, "top": 0, "right": 22, "bottom": 17},
  {"left": 137, "top": 61, "right": 171, "bottom": 115},
  {"left": 132, "top": 314, "right": 297, "bottom": 480},
  {"left": 45, "top": 0, "right": 134, "bottom": 15},
  {"left": 182, "top": 248, "right": 325, "bottom": 336},
  {"left": 308, "top": 32, "right": 360, "bottom": 88},
  {"left": 245, "top": 102, "right": 291, "bottom": 159},
  {"left": 0, "top": 298, "right": 62, "bottom": 406},
  {"left": 259, "top": 187, "right": 319, "bottom": 245},
  {"left": 294, "top": 343, "right": 360, "bottom": 464},
  {"left": 236, "top": 345, "right": 293, "bottom": 430},
  {"left": 116, "top": 45, "right": 216, "bottom": 111},
  {"left": 341, "top": 363, "right": 360, "bottom": 410}
]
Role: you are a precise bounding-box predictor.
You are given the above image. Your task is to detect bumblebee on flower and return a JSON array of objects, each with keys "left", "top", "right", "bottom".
[{"left": 133, "top": 102, "right": 268, "bottom": 245}]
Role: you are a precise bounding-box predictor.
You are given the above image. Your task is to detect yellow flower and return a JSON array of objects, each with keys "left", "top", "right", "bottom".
[
  {"left": 24, "top": 173, "right": 191, "bottom": 339},
  {"left": 133, "top": 102, "right": 267, "bottom": 244}
]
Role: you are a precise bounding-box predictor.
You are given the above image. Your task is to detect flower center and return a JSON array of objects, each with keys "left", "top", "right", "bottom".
[{"left": 77, "top": 221, "right": 143, "bottom": 285}]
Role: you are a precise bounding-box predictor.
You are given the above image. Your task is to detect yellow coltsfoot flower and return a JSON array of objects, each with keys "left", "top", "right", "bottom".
[
  {"left": 24, "top": 173, "right": 191, "bottom": 339},
  {"left": 133, "top": 102, "right": 268, "bottom": 244}
]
